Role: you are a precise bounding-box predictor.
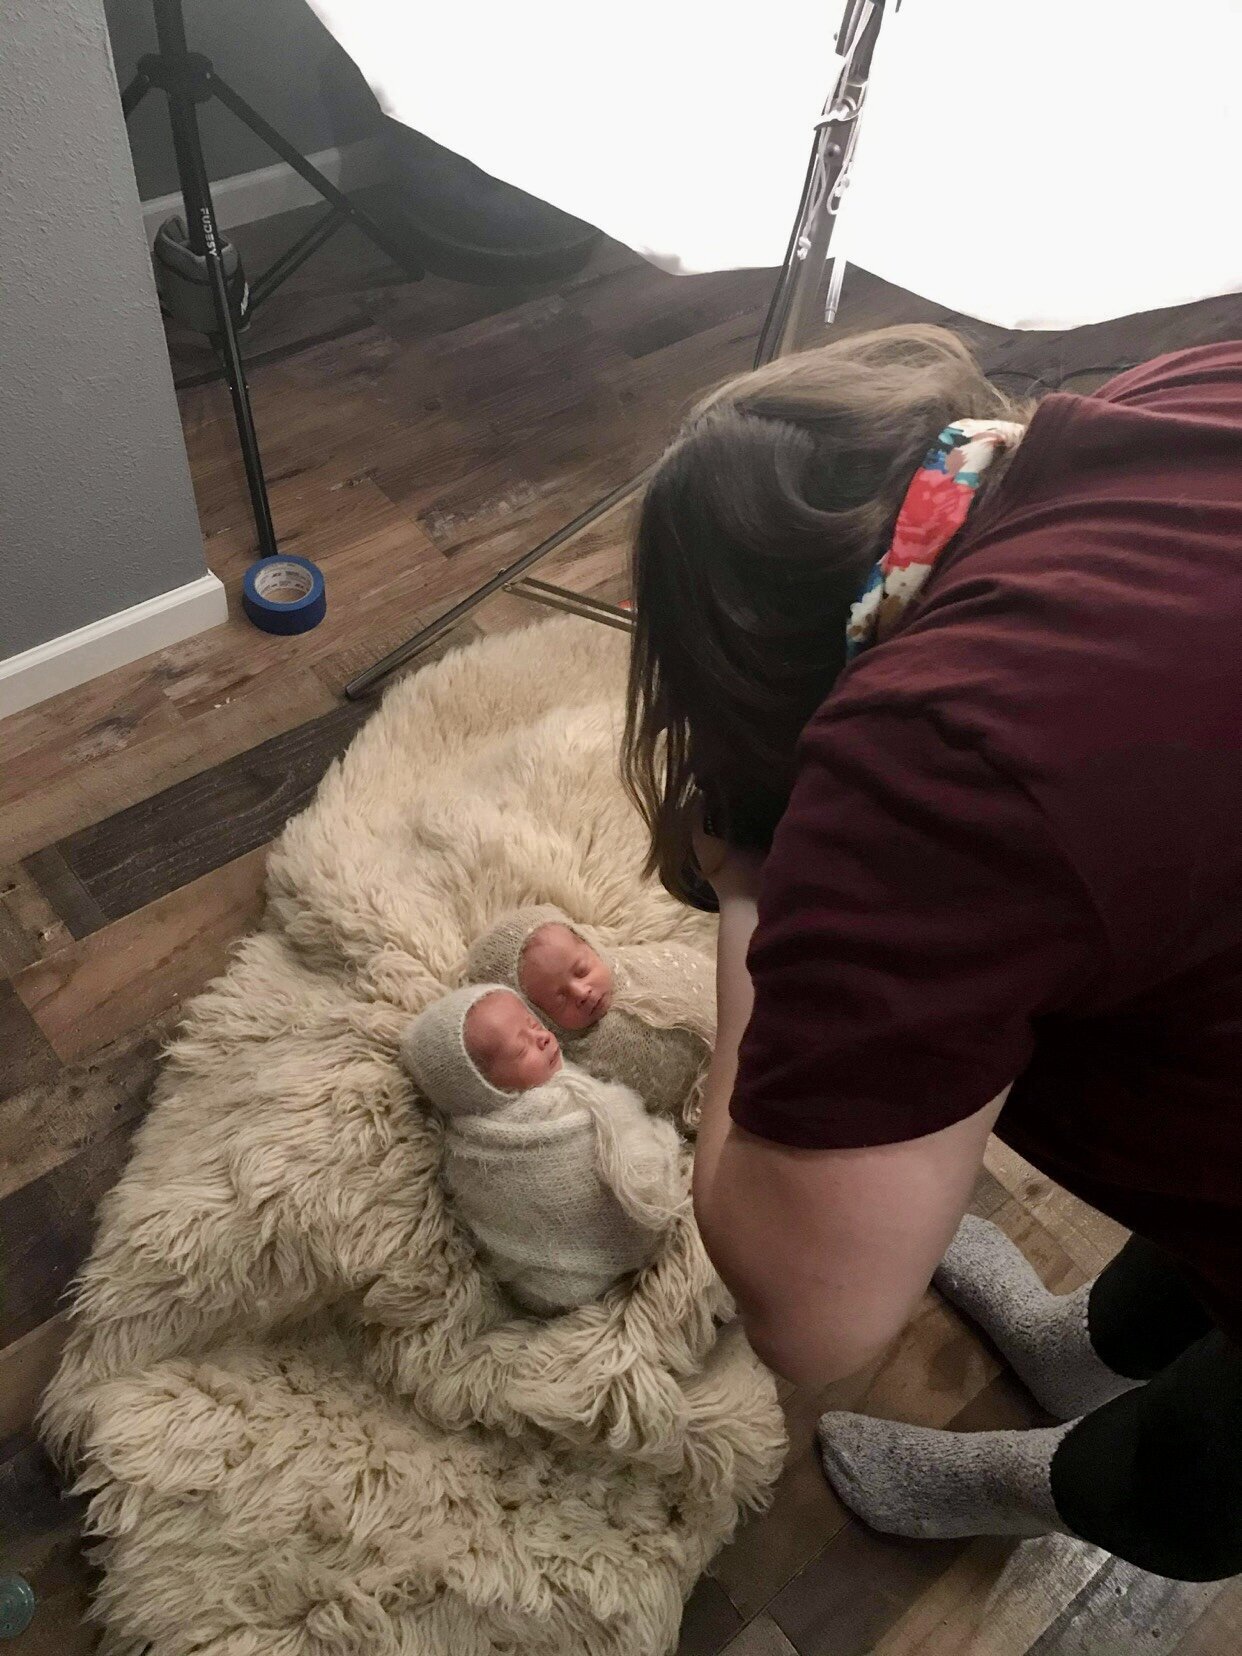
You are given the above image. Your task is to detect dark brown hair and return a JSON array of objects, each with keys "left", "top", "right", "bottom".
[{"left": 622, "top": 324, "right": 1033, "bottom": 901}]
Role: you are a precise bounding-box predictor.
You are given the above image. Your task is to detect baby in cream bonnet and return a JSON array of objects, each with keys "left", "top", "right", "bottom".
[
  {"left": 465, "top": 905, "right": 715, "bottom": 1128},
  {"left": 401, "top": 984, "right": 683, "bottom": 1316}
]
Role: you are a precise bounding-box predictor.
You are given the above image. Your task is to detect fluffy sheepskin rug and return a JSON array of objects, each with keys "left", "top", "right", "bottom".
[{"left": 41, "top": 617, "right": 786, "bottom": 1656}]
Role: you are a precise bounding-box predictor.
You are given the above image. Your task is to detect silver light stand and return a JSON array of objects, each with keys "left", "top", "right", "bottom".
[{"left": 343, "top": 0, "right": 886, "bottom": 699}]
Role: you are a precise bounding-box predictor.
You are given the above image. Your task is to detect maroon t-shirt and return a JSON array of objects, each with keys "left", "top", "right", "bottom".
[{"left": 731, "top": 342, "right": 1242, "bottom": 1335}]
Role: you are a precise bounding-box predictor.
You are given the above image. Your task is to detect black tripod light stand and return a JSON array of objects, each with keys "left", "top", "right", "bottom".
[{"left": 121, "top": 0, "right": 422, "bottom": 561}]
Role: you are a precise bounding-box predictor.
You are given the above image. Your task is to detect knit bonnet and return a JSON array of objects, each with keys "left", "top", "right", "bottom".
[
  {"left": 400, "top": 984, "right": 521, "bottom": 1119},
  {"left": 464, "top": 905, "right": 588, "bottom": 1034}
]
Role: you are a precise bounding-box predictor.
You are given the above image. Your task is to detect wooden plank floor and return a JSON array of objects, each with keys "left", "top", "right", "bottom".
[{"left": 2, "top": 194, "right": 1240, "bottom": 1652}]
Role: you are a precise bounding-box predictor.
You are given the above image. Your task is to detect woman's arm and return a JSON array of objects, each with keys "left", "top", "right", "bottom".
[
  {"left": 691, "top": 842, "right": 1002, "bottom": 1388},
  {"left": 685, "top": 691, "right": 1109, "bottom": 1389},
  {"left": 691, "top": 849, "right": 763, "bottom": 1186}
]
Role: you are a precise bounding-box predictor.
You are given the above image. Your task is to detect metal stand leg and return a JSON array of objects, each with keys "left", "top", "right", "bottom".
[
  {"left": 248, "top": 208, "right": 346, "bottom": 311},
  {"left": 344, "top": 469, "right": 652, "bottom": 696},
  {"left": 505, "top": 579, "right": 632, "bottom": 629},
  {"left": 208, "top": 77, "right": 418, "bottom": 278},
  {"left": 149, "top": 0, "right": 278, "bottom": 558},
  {"left": 120, "top": 67, "right": 151, "bottom": 119},
  {"left": 344, "top": 0, "right": 887, "bottom": 699}
]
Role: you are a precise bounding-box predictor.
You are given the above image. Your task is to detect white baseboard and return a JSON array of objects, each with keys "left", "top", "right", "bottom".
[
  {"left": 140, "top": 135, "right": 388, "bottom": 245},
  {"left": 0, "top": 572, "right": 228, "bottom": 718}
]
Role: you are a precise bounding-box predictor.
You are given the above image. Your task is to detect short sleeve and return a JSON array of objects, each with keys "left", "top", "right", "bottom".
[{"left": 730, "top": 708, "right": 1107, "bottom": 1149}]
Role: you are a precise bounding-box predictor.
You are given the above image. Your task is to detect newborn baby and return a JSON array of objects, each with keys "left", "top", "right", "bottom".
[
  {"left": 466, "top": 906, "right": 715, "bottom": 1128},
  {"left": 400, "top": 984, "right": 683, "bottom": 1316}
]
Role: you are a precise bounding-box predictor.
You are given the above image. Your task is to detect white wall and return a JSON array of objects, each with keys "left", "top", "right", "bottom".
[{"left": 1, "top": 0, "right": 211, "bottom": 662}]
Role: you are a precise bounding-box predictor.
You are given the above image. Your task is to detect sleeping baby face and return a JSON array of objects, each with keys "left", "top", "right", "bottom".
[
  {"left": 464, "top": 989, "right": 563, "bottom": 1091},
  {"left": 519, "top": 923, "right": 614, "bottom": 1031}
]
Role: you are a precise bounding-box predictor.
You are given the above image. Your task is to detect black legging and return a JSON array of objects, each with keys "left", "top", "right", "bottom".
[{"left": 1049, "top": 1235, "right": 1242, "bottom": 1581}]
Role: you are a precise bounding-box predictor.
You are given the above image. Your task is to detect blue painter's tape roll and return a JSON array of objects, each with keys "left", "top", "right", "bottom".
[
  {"left": 0, "top": 1574, "right": 37, "bottom": 1638},
  {"left": 241, "top": 555, "right": 327, "bottom": 635}
]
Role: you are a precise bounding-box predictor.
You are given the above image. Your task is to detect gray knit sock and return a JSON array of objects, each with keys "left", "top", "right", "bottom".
[
  {"left": 817, "top": 1412, "right": 1073, "bottom": 1541},
  {"left": 934, "top": 1215, "right": 1142, "bottom": 1420}
]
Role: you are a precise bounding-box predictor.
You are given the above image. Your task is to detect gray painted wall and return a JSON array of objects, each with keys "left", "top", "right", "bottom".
[
  {"left": 1, "top": 0, "right": 210, "bottom": 659},
  {"left": 106, "top": 0, "right": 381, "bottom": 201}
]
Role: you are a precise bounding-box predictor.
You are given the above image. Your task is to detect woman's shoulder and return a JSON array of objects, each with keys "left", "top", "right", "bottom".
[
  {"left": 1089, "top": 339, "right": 1242, "bottom": 419},
  {"left": 823, "top": 341, "right": 1242, "bottom": 769}
]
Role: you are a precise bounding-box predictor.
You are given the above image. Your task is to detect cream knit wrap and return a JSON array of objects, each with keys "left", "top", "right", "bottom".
[
  {"left": 465, "top": 905, "right": 715, "bottom": 1128},
  {"left": 402, "top": 985, "right": 683, "bottom": 1314}
]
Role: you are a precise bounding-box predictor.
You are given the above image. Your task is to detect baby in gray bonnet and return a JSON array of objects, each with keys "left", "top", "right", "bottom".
[{"left": 401, "top": 984, "right": 683, "bottom": 1316}]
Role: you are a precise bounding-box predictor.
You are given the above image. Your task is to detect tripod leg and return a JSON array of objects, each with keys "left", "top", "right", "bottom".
[
  {"left": 120, "top": 69, "right": 152, "bottom": 120},
  {"left": 249, "top": 208, "right": 346, "bottom": 312},
  {"left": 208, "top": 77, "right": 420, "bottom": 276},
  {"left": 154, "top": 0, "right": 278, "bottom": 558},
  {"left": 343, "top": 467, "right": 653, "bottom": 698},
  {"left": 209, "top": 319, "right": 278, "bottom": 559}
]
